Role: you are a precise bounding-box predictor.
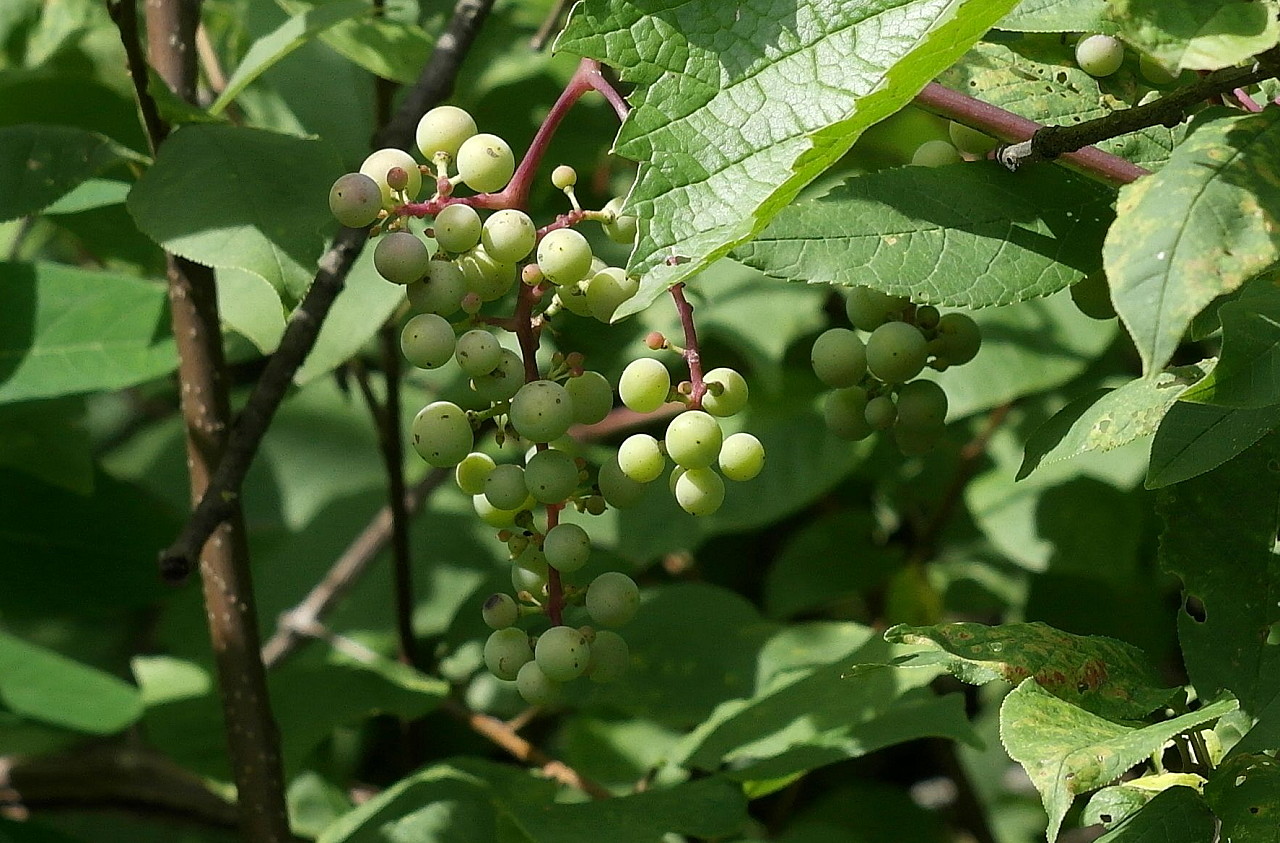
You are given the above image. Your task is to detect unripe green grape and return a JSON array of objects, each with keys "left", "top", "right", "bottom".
[
  {"left": 416, "top": 104, "right": 477, "bottom": 161},
  {"left": 551, "top": 164, "right": 577, "bottom": 189},
  {"left": 845, "top": 285, "right": 909, "bottom": 332},
  {"left": 543, "top": 522, "right": 591, "bottom": 573},
  {"left": 511, "top": 546, "right": 549, "bottom": 594},
  {"left": 555, "top": 280, "right": 593, "bottom": 317},
  {"left": 1076, "top": 34, "right": 1124, "bottom": 78},
  {"left": 432, "top": 203, "right": 482, "bottom": 253},
  {"left": 407, "top": 260, "right": 467, "bottom": 315},
  {"left": 1069, "top": 272, "right": 1115, "bottom": 320},
  {"left": 516, "top": 660, "right": 561, "bottom": 706},
  {"left": 535, "top": 625, "right": 591, "bottom": 682},
  {"left": 668, "top": 464, "right": 686, "bottom": 496},
  {"left": 483, "top": 627, "right": 532, "bottom": 680},
  {"left": 524, "top": 448, "right": 579, "bottom": 504},
  {"left": 411, "top": 401, "right": 473, "bottom": 466},
  {"left": 458, "top": 245, "right": 516, "bottom": 301},
  {"left": 585, "top": 267, "right": 639, "bottom": 323},
  {"left": 586, "top": 571, "right": 639, "bottom": 627},
  {"left": 811, "top": 328, "right": 868, "bottom": 388},
  {"left": 482, "top": 592, "right": 518, "bottom": 630},
  {"left": 695, "top": 369, "right": 749, "bottom": 419},
  {"left": 328, "top": 172, "right": 383, "bottom": 227},
  {"left": 664, "top": 410, "right": 723, "bottom": 470},
  {"left": 360, "top": 148, "right": 422, "bottom": 204},
  {"left": 598, "top": 456, "right": 646, "bottom": 508},
  {"left": 674, "top": 467, "right": 725, "bottom": 516},
  {"left": 911, "top": 139, "right": 962, "bottom": 167},
  {"left": 823, "top": 386, "right": 872, "bottom": 441},
  {"left": 455, "top": 451, "right": 496, "bottom": 495},
  {"left": 718, "top": 432, "right": 764, "bottom": 482},
  {"left": 586, "top": 630, "right": 629, "bottom": 683},
  {"left": 509, "top": 380, "right": 575, "bottom": 443},
  {"left": 895, "top": 379, "right": 948, "bottom": 431},
  {"left": 864, "top": 395, "right": 897, "bottom": 430},
  {"left": 948, "top": 121, "right": 997, "bottom": 156},
  {"left": 618, "top": 358, "right": 671, "bottom": 413},
  {"left": 866, "top": 321, "right": 928, "bottom": 383},
  {"left": 400, "top": 312, "right": 456, "bottom": 369},
  {"left": 374, "top": 231, "right": 431, "bottom": 285},
  {"left": 934, "top": 312, "right": 981, "bottom": 365},
  {"left": 474, "top": 493, "right": 519, "bottom": 529},
  {"left": 471, "top": 349, "right": 523, "bottom": 403},
  {"left": 601, "top": 197, "right": 637, "bottom": 245},
  {"left": 454, "top": 329, "right": 502, "bottom": 377},
  {"left": 914, "top": 305, "right": 940, "bottom": 331},
  {"left": 536, "top": 228, "right": 594, "bottom": 286},
  {"left": 566, "top": 370, "right": 613, "bottom": 425},
  {"left": 617, "top": 433, "right": 665, "bottom": 483},
  {"left": 481, "top": 209, "right": 537, "bottom": 263},
  {"left": 484, "top": 463, "right": 528, "bottom": 511},
  {"left": 456, "top": 133, "right": 515, "bottom": 193}
]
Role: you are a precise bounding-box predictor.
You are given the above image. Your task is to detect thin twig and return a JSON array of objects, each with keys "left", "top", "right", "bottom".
[
  {"left": 670, "top": 283, "right": 705, "bottom": 408},
  {"left": 530, "top": 0, "right": 574, "bottom": 50},
  {"left": 106, "top": 0, "right": 168, "bottom": 150}
]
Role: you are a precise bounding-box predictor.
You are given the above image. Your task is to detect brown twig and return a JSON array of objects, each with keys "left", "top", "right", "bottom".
[
  {"left": 669, "top": 283, "right": 706, "bottom": 408},
  {"left": 106, "top": 0, "right": 168, "bottom": 150},
  {"left": 529, "top": 0, "right": 574, "bottom": 51}
]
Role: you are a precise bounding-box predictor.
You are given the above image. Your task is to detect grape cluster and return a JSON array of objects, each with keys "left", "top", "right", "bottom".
[
  {"left": 811, "top": 286, "right": 981, "bottom": 455},
  {"left": 328, "top": 104, "right": 766, "bottom": 705}
]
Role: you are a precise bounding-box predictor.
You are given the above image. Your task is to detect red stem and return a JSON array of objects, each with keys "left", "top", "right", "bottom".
[{"left": 670, "top": 283, "right": 705, "bottom": 408}]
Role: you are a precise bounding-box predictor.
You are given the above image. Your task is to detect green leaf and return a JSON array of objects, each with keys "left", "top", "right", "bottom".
[
  {"left": 0, "top": 397, "right": 92, "bottom": 493},
  {"left": 1094, "top": 786, "right": 1217, "bottom": 843},
  {"left": 999, "top": 680, "right": 1236, "bottom": 842},
  {"left": 1158, "top": 435, "right": 1280, "bottom": 728},
  {"left": 886, "top": 621, "right": 1178, "bottom": 721},
  {"left": 735, "top": 163, "right": 1114, "bottom": 308},
  {"left": 0, "top": 629, "right": 143, "bottom": 734},
  {"left": 1105, "top": 112, "right": 1280, "bottom": 376},
  {"left": 217, "top": 266, "right": 287, "bottom": 354},
  {"left": 277, "top": 0, "right": 434, "bottom": 85},
  {"left": 127, "top": 124, "right": 341, "bottom": 300},
  {"left": 210, "top": 0, "right": 371, "bottom": 116},
  {"left": 996, "top": 0, "right": 1111, "bottom": 33},
  {"left": 1107, "top": 0, "right": 1280, "bottom": 72},
  {"left": 1180, "top": 290, "right": 1280, "bottom": 408},
  {"left": 0, "top": 125, "right": 139, "bottom": 223},
  {"left": 1018, "top": 362, "right": 1212, "bottom": 479},
  {"left": 1205, "top": 753, "right": 1280, "bottom": 842},
  {"left": 558, "top": 0, "right": 1023, "bottom": 319},
  {"left": 41, "top": 178, "right": 131, "bottom": 215},
  {"left": 1146, "top": 400, "right": 1280, "bottom": 488},
  {"left": 0, "top": 262, "right": 176, "bottom": 404}
]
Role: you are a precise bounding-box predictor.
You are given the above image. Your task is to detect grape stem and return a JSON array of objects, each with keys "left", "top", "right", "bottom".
[
  {"left": 670, "top": 283, "right": 706, "bottom": 409},
  {"left": 545, "top": 504, "right": 565, "bottom": 625}
]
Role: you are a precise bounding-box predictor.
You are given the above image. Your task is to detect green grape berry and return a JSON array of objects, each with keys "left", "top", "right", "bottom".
[
  {"left": 455, "top": 451, "right": 496, "bottom": 496},
  {"left": 618, "top": 358, "right": 671, "bottom": 413},
  {"left": 948, "top": 121, "right": 997, "bottom": 156},
  {"left": 400, "top": 312, "right": 456, "bottom": 369},
  {"left": 718, "top": 432, "right": 765, "bottom": 482},
  {"left": 895, "top": 379, "right": 948, "bottom": 431},
  {"left": 360, "top": 148, "right": 422, "bottom": 204},
  {"left": 911, "top": 139, "right": 962, "bottom": 167},
  {"left": 811, "top": 328, "right": 868, "bottom": 388},
  {"left": 555, "top": 280, "right": 592, "bottom": 317},
  {"left": 524, "top": 448, "right": 579, "bottom": 504},
  {"left": 432, "top": 203, "right": 482, "bottom": 253},
  {"left": 374, "top": 231, "right": 431, "bottom": 285},
  {"left": 823, "top": 386, "right": 872, "bottom": 441},
  {"left": 566, "top": 371, "right": 613, "bottom": 425},
  {"left": 664, "top": 410, "right": 723, "bottom": 470},
  {"left": 864, "top": 395, "right": 897, "bottom": 430},
  {"left": 471, "top": 349, "right": 523, "bottom": 403},
  {"left": 534, "top": 625, "right": 591, "bottom": 682},
  {"left": 483, "top": 627, "right": 532, "bottom": 680},
  {"left": 482, "top": 592, "right": 518, "bottom": 630},
  {"left": 586, "top": 630, "right": 629, "bottom": 683},
  {"left": 511, "top": 545, "right": 549, "bottom": 594},
  {"left": 617, "top": 433, "right": 665, "bottom": 484},
  {"left": 474, "top": 494, "right": 520, "bottom": 529},
  {"left": 586, "top": 571, "right": 639, "bottom": 627},
  {"left": 701, "top": 367, "right": 749, "bottom": 418},
  {"left": 674, "top": 467, "right": 725, "bottom": 516},
  {"left": 481, "top": 209, "right": 537, "bottom": 263},
  {"left": 516, "top": 660, "right": 561, "bottom": 706},
  {"left": 845, "top": 285, "right": 909, "bottom": 332},
  {"left": 411, "top": 401, "right": 473, "bottom": 467},
  {"left": 454, "top": 329, "right": 502, "bottom": 377},
  {"left": 407, "top": 260, "right": 467, "bottom": 315},
  {"left": 551, "top": 164, "right": 577, "bottom": 190},
  {"left": 456, "top": 133, "right": 515, "bottom": 193},
  {"left": 484, "top": 463, "right": 528, "bottom": 511},
  {"left": 866, "top": 321, "right": 928, "bottom": 383},
  {"left": 600, "top": 197, "right": 637, "bottom": 245},
  {"left": 933, "top": 312, "right": 981, "bottom": 365},
  {"left": 1076, "top": 34, "right": 1124, "bottom": 78},
  {"left": 914, "top": 305, "right": 940, "bottom": 331},
  {"left": 416, "top": 104, "right": 477, "bottom": 161},
  {"left": 597, "top": 455, "right": 646, "bottom": 508},
  {"left": 585, "top": 267, "right": 639, "bottom": 323},
  {"left": 543, "top": 522, "right": 591, "bottom": 573},
  {"left": 328, "top": 172, "right": 383, "bottom": 228},
  {"left": 509, "top": 380, "right": 575, "bottom": 443},
  {"left": 1069, "top": 272, "right": 1116, "bottom": 320},
  {"left": 458, "top": 245, "right": 516, "bottom": 301},
  {"left": 536, "top": 228, "right": 593, "bottom": 286}
]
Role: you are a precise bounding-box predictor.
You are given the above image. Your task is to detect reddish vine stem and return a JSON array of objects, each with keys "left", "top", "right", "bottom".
[{"left": 669, "top": 283, "right": 706, "bottom": 408}]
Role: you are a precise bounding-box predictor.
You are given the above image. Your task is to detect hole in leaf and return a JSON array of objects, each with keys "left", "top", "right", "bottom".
[
  {"left": 1250, "top": 806, "right": 1260, "bottom": 814},
  {"left": 1184, "top": 594, "right": 1207, "bottom": 623}
]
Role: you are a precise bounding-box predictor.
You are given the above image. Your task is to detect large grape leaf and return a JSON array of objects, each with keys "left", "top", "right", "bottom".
[
  {"left": 557, "top": 0, "right": 1023, "bottom": 320},
  {"left": 885, "top": 621, "right": 1178, "bottom": 721},
  {"left": 1000, "top": 679, "right": 1236, "bottom": 843},
  {"left": 995, "top": 0, "right": 1110, "bottom": 33},
  {"left": 735, "top": 162, "right": 1113, "bottom": 307},
  {"left": 0, "top": 262, "right": 176, "bottom": 404},
  {"left": 1093, "top": 786, "right": 1217, "bottom": 843},
  {"left": 1145, "top": 400, "right": 1280, "bottom": 488},
  {"left": 1205, "top": 754, "right": 1280, "bottom": 842},
  {"left": 0, "top": 630, "right": 143, "bottom": 735},
  {"left": 1179, "top": 289, "right": 1280, "bottom": 408},
  {"left": 1105, "top": 112, "right": 1280, "bottom": 376},
  {"left": 1107, "top": 0, "right": 1280, "bottom": 73},
  {"left": 1158, "top": 435, "right": 1280, "bottom": 733},
  {"left": 127, "top": 124, "right": 341, "bottom": 301},
  {"left": 0, "top": 125, "right": 141, "bottom": 222}
]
